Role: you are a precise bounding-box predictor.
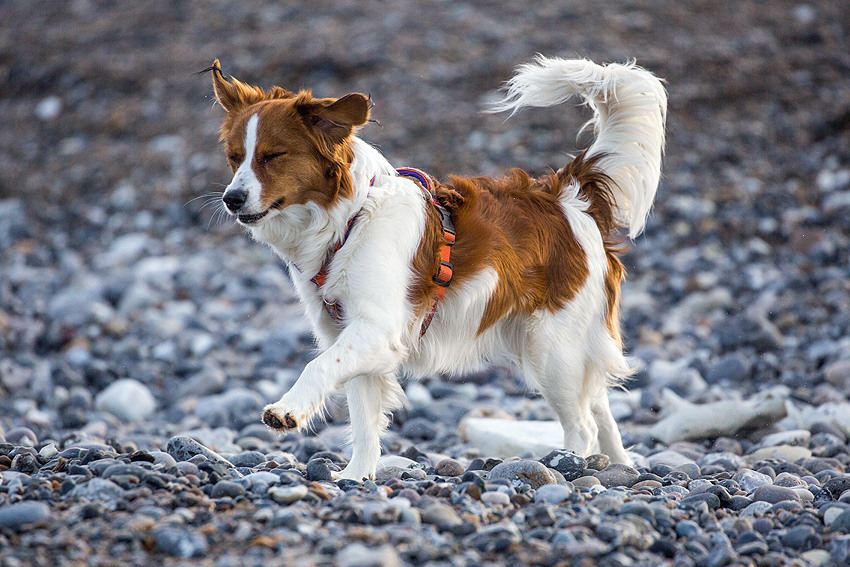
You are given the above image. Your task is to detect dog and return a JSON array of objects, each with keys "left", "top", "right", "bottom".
[{"left": 206, "top": 56, "right": 666, "bottom": 480}]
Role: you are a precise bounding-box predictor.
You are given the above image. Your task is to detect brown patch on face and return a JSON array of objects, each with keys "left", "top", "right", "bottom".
[
  {"left": 210, "top": 61, "right": 369, "bottom": 213},
  {"left": 409, "top": 151, "right": 627, "bottom": 342}
]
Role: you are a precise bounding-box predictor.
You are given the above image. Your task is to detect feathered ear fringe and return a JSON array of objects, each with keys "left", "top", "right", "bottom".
[{"left": 202, "top": 59, "right": 293, "bottom": 115}]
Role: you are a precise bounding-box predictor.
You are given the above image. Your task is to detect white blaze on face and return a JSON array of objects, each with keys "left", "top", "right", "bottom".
[{"left": 225, "top": 113, "right": 263, "bottom": 213}]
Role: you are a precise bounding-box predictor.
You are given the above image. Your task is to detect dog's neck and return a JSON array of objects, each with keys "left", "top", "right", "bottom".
[{"left": 248, "top": 137, "right": 395, "bottom": 277}]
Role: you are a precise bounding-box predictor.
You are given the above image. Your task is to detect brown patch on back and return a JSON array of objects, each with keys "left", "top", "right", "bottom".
[{"left": 409, "top": 151, "right": 627, "bottom": 342}]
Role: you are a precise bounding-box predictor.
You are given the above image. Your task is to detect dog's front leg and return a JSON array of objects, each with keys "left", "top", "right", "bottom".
[{"left": 261, "top": 323, "right": 405, "bottom": 435}]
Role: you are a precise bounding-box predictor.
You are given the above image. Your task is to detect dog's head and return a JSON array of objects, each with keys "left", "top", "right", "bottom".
[{"left": 208, "top": 60, "right": 370, "bottom": 226}]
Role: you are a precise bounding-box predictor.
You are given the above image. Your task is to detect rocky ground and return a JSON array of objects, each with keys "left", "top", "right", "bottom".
[{"left": 2, "top": 0, "right": 850, "bottom": 565}]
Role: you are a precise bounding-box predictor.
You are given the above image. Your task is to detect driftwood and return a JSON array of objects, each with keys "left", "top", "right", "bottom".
[{"left": 649, "top": 387, "right": 789, "bottom": 444}]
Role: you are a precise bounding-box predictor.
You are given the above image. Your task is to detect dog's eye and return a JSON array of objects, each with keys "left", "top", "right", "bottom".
[
  {"left": 262, "top": 151, "right": 287, "bottom": 165},
  {"left": 227, "top": 154, "right": 242, "bottom": 166}
]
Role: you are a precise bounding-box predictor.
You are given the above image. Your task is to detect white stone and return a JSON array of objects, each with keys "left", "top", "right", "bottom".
[
  {"left": 648, "top": 450, "right": 696, "bottom": 467},
  {"left": 94, "top": 379, "right": 156, "bottom": 422},
  {"left": 758, "top": 429, "right": 811, "bottom": 448},
  {"left": 459, "top": 417, "right": 563, "bottom": 458},
  {"left": 747, "top": 444, "right": 812, "bottom": 462},
  {"left": 376, "top": 455, "right": 418, "bottom": 470},
  {"left": 824, "top": 506, "right": 845, "bottom": 527},
  {"left": 268, "top": 485, "right": 307, "bottom": 504},
  {"left": 481, "top": 491, "right": 511, "bottom": 506},
  {"left": 337, "top": 543, "right": 400, "bottom": 567},
  {"left": 35, "top": 96, "right": 62, "bottom": 120},
  {"left": 649, "top": 387, "right": 788, "bottom": 444}
]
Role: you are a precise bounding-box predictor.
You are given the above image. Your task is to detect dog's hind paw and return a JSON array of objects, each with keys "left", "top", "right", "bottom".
[{"left": 262, "top": 406, "right": 300, "bottom": 432}]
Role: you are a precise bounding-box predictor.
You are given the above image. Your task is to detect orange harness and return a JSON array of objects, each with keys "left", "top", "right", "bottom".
[{"left": 309, "top": 168, "right": 454, "bottom": 337}]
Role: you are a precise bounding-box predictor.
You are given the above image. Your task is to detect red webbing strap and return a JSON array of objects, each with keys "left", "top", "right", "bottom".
[{"left": 396, "top": 168, "right": 455, "bottom": 337}]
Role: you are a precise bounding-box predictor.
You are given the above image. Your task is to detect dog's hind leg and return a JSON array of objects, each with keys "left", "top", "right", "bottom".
[
  {"left": 521, "top": 332, "right": 599, "bottom": 458},
  {"left": 336, "top": 374, "right": 403, "bottom": 481},
  {"left": 592, "top": 391, "right": 630, "bottom": 464}
]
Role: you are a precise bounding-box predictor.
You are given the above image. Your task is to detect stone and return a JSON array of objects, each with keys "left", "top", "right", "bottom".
[
  {"left": 675, "top": 463, "right": 701, "bottom": 479},
  {"left": 211, "top": 480, "right": 246, "bottom": 498},
  {"left": 459, "top": 417, "right": 564, "bottom": 458},
  {"left": 268, "top": 484, "right": 308, "bottom": 504},
  {"left": 824, "top": 359, "right": 850, "bottom": 388},
  {"left": 650, "top": 387, "right": 788, "bottom": 444},
  {"left": 594, "top": 463, "right": 640, "bottom": 488},
  {"left": 481, "top": 490, "right": 512, "bottom": 506},
  {"left": 732, "top": 469, "right": 774, "bottom": 493},
  {"left": 752, "top": 484, "right": 800, "bottom": 504},
  {"left": 757, "top": 429, "right": 811, "bottom": 447},
  {"left": 305, "top": 459, "right": 334, "bottom": 482},
  {"left": 488, "top": 460, "right": 557, "bottom": 489},
  {"left": 648, "top": 449, "right": 695, "bottom": 468},
  {"left": 0, "top": 501, "right": 51, "bottom": 529},
  {"left": 747, "top": 444, "right": 812, "bottom": 461},
  {"left": 584, "top": 454, "right": 610, "bottom": 471},
  {"left": 153, "top": 525, "right": 208, "bottom": 558},
  {"left": 67, "top": 478, "right": 125, "bottom": 502},
  {"left": 94, "top": 379, "right": 156, "bottom": 422},
  {"left": 573, "top": 475, "right": 602, "bottom": 488},
  {"left": 465, "top": 522, "right": 522, "bottom": 553},
  {"left": 165, "top": 436, "right": 233, "bottom": 467},
  {"left": 420, "top": 503, "right": 462, "bottom": 528},
  {"left": 705, "top": 352, "right": 752, "bottom": 384},
  {"left": 337, "top": 543, "right": 401, "bottom": 567},
  {"left": 434, "top": 458, "right": 465, "bottom": 477},
  {"left": 539, "top": 450, "right": 586, "bottom": 481},
  {"left": 697, "top": 452, "right": 746, "bottom": 472},
  {"left": 534, "top": 483, "right": 573, "bottom": 504}
]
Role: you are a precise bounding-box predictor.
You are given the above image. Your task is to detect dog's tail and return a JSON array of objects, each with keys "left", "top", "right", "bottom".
[{"left": 489, "top": 56, "right": 667, "bottom": 238}]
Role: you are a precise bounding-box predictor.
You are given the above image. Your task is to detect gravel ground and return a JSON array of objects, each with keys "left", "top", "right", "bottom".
[{"left": 2, "top": 1, "right": 850, "bottom": 566}]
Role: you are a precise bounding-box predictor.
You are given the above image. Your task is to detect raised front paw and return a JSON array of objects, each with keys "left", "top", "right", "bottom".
[{"left": 262, "top": 404, "right": 302, "bottom": 433}]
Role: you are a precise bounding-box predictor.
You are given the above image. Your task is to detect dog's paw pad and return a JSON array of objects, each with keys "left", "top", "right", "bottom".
[{"left": 262, "top": 409, "right": 297, "bottom": 432}]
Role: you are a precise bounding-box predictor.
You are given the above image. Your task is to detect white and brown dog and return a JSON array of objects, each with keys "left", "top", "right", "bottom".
[{"left": 206, "top": 56, "right": 666, "bottom": 480}]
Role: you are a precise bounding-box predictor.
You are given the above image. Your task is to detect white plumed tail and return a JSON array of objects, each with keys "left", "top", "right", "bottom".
[{"left": 489, "top": 56, "right": 667, "bottom": 238}]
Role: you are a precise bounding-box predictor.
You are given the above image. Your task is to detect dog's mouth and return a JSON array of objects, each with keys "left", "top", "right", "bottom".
[{"left": 236, "top": 198, "right": 285, "bottom": 225}]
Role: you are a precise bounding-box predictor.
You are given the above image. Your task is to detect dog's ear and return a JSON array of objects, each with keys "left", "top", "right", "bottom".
[
  {"left": 302, "top": 93, "right": 371, "bottom": 145},
  {"left": 207, "top": 59, "right": 291, "bottom": 114}
]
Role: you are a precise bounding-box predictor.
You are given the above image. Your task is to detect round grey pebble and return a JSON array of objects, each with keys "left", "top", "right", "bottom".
[
  {"left": 534, "top": 483, "right": 573, "bottom": 504},
  {"left": 0, "top": 501, "right": 51, "bottom": 530},
  {"left": 594, "top": 463, "right": 640, "bottom": 488},
  {"left": 153, "top": 525, "right": 209, "bottom": 558},
  {"left": 228, "top": 451, "right": 266, "bottom": 468},
  {"left": 732, "top": 469, "right": 773, "bottom": 493},
  {"left": 539, "top": 450, "right": 586, "bottom": 481},
  {"left": 488, "top": 460, "right": 557, "bottom": 489},
  {"left": 305, "top": 459, "right": 334, "bottom": 482},
  {"left": 211, "top": 480, "right": 246, "bottom": 498},
  {"left": 434, "top": 458, "right": 465, "bottom": 477},
  {"left": 675, "top": 462, "right": 701, "bottom": 479},
  {"left": 752, "top": 484, "right": 800, "bottom": 504}
]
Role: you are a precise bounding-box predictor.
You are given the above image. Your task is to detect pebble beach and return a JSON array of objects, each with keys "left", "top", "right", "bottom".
[{"left": 1, "top": 0, "right": 850, "bottom": 565}]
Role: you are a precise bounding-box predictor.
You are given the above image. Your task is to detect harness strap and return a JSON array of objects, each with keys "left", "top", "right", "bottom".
[
  {"left": 396, "top": 168, "right": 455, "bottom": 336},
  {"left": 309, "top": 170, "right": 454, "bottom": 338}
]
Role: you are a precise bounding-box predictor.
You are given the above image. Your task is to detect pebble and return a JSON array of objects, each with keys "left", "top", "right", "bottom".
[
  {"left": 94, "top": 379, "right": 157, "bottom": 422},
  {"left": 534, "top": 483, "right": 573, "bottom": 504},
  {"left": 338, "top": 543, "right": 401, "bottom": 567},
  {"left": 752, "top": 484, "right": 801, "bottom": 504},
  {"left": 0, "top": 501, "right": 51, "bottom": 529},
  {"left": 153, "top": 525, "right": 209, "bottom": 558},
  {"left": 268, "top": 485, "right": 308, "bottom": 504},
  {"left": 732, "top": 469, "right": 773, "bottom": 493},
  {"left": 434, "top": 458, "right": 465, "bottom": 477},
  {"left": 487, "top": 460, "right": 556, "bottom": 489},
  {"left": 481, "top": 490, "right": 512, "bottom": 506},
  {"left": 538, "top": 449, "right": 586, "bottom": 481},
  {"left": 594, "top": 463, "right": 640, "bottom": 488}
]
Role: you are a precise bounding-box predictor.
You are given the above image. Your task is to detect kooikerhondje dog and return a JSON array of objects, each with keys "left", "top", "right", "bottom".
[{"left": 206, "top": 56, "right": 666, "bottom": 480}]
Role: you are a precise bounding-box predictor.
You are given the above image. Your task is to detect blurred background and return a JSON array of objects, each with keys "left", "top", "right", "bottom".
[{"left": 0, "top": 0, "right": 849, "bottom": 438}]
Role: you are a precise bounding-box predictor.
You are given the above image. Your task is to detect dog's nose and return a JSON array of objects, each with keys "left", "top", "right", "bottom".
[{"left": 222, "top": 189, "right": 247, "bottom": 212}]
